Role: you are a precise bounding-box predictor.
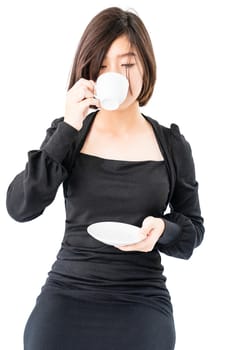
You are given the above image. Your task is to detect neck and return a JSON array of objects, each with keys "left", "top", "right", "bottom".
[{"left": 95, "top": 102, "right": 144, "bottom": 133}]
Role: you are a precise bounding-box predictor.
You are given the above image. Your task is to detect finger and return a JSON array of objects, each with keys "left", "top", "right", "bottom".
[
  {"left": 80, "top": 89, "right": 95, "bottom": 100},
  {"left": 139, "top": 224, "right": 154, "bottom": 237},
  {"left": 140, "top": 216, "right": 155, "bottom": 236},
  {"left": 89, "top": 80, "right": 96, "bottom": 89},
  {"left": 74, "top": 78, "right": 95, "bottom": 92},
  {"left": 80, "top": 97, "right": 100, "bottom": 109},
  {"left": 115, "top": 229, "right": 160, "bottom": 252},
  {"left": 115, "top": 244, "right": 137, "bottom": 251},
  {"left": 75, "top": 88, "right": 86, "bottom": 102},
  {"left": 142, "top": 216, "right": 155, "bottom": 228},
  {"left": 74, "top": 86, "right": 95, "bottom": 102},
  {"left": 115, "top": 236, "right": 149, "bottom": 251}
]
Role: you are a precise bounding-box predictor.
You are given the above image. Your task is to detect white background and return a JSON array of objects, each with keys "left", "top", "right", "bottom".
[{"left": 0, "top": 0, "right": 232, "bottom": 349}]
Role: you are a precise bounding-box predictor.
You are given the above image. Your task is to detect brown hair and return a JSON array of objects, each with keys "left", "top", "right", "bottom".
[{"left": 68, "top": 7, "right": 156, "bottom": 106}]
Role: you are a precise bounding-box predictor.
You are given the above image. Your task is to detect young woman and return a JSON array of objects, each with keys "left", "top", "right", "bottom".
[{"left": 6, "top": 7, "right": 204, "bottom": 350}]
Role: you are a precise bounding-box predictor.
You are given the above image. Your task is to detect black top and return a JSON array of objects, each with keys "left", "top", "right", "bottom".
[
  {"left": 6, "top": 112, "right": 205, "bottom": 296},
  {"left": 47, "top": 152, "right": 169, "bottom": 296}
]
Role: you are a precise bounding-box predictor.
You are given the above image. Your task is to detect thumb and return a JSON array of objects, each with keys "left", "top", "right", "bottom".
[{"left": 140, "top": 216, "right": 155, "bottom": 236}]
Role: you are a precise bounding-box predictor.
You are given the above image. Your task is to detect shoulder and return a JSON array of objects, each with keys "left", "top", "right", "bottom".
[
  {"left": 169, "top": 123, "right": 192, "bottom": 158},
  {"left": 166, "top": 123, "right": 195, "bottom": 178},
  {"left": 147, "top": 116, "right": 181, "bottom": 138},
  {"left": 145, "top": 115, "right": 189, "bottom": 149},
  {"left": 145, "top": 115, "right": 194, "bottom": 171}
]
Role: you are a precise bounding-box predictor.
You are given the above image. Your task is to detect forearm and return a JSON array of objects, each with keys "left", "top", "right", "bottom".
[
  {"left": 6, "top": 150, "right": 68, "bottom": 222},
  {"left": 6, "top": 118, "right": 79, "bottom": 222}
]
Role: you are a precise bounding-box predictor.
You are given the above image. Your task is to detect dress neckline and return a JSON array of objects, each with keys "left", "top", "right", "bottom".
[{"left": 79, "top": 152, "right": 165, "bottom": 164}]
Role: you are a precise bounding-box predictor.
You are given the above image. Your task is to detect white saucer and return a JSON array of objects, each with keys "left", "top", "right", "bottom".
[{"left": 87, "top": 221, "right": 145, "bottom": 246}]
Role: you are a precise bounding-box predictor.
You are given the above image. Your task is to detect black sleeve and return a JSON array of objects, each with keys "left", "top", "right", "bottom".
[
  {"left": 157, "top": 124, "right": 205, "bottom": 259},
  {"left": 6, "top": 118, "right": 79, "bottom": 222}
]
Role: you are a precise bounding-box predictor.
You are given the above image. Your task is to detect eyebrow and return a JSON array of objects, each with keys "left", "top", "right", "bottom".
[
  {"left": 118, "top": 52, "right": 136, "bottom": 58},
  {"left": 104, "top": 52, "right": 137, "bottom": 59}
]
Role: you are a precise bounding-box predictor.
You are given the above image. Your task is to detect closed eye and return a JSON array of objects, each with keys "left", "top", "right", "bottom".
[
  {"left": 121, "top": 63, "right": 135, "bottom": 68},
  {"left": 99, "top": 63, "right": 135, "bottom": 71}
]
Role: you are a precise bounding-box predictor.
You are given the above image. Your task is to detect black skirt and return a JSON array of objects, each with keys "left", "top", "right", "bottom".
[{"left": 24, "top": 284, "right": 176, "bottom": 350}]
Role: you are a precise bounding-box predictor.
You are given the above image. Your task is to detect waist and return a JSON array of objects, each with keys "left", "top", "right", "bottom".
[{"left": 48, "top": 247, "right": 167, "bottom": 292}]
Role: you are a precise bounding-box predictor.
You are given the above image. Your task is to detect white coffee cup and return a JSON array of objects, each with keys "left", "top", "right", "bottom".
[{"left": 95, "top": 72, "right": 129, "bottom": 110}]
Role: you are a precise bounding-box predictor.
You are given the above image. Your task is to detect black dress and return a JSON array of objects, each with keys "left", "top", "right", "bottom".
[{"left": 6, "top": 112, "right": 204, "bottom": 350}]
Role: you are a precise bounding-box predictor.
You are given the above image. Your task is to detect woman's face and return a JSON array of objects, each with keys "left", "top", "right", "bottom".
[{"left": 98, "top": 35, "right": 144, "bottom": 109}]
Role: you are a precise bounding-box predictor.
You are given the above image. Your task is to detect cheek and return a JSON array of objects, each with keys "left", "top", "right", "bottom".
[{"left": 129, "top": 73, "right": 143, "bottom": 97}]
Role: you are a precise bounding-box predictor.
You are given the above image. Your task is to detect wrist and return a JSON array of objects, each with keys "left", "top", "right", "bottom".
[{"left": 64, "top": 117, "right": 83, "bottom": 131}]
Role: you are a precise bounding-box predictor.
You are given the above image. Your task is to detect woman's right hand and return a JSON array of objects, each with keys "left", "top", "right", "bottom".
[{"left": 64, "top": 78, "right": 100, "bottom": 131}]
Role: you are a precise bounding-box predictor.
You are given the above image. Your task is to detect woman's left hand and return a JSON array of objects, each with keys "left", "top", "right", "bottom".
[{"left": 115, "top": 216, "right": 165, "bottom": 252}]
